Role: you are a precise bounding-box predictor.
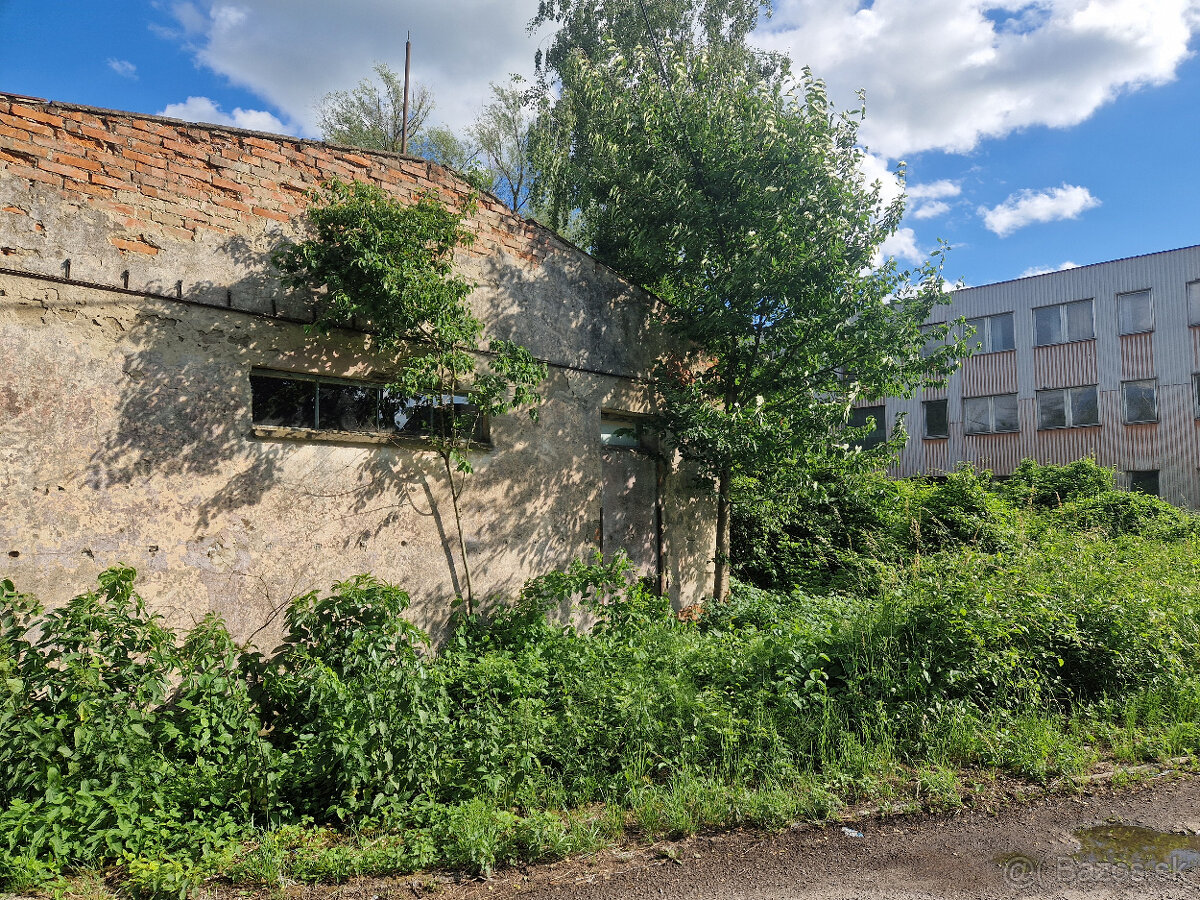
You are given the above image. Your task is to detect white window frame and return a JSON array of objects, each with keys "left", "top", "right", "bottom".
[
  {"left": 922, "top": 398, "right": 949, "bottom": 439},
  {"left": 963, "top": 393, "right": 1020, "bottom": 435},
  {"left": 1032, "top": 299, "right": 1094, "bottom": 347},
  {"left": 1035, "top": 385, "right": 1099, "bottom": 430},
  {"left": 1121, "top": 378, "right": 1159, "bottom": 425},
  {"left": 964, "top": 312, "right": 1015, "bottom": 354},
  {"left": 1117, "top": 289, "right": 1154, "bottom": 336}
]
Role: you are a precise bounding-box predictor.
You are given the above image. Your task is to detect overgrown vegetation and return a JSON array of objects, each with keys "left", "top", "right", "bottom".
[{"left": 5, "top": 460, "right": 1200, "bottom": 897}]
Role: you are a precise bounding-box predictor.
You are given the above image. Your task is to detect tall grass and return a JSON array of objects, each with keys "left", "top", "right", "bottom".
[{"left": 3, "top": 461, "right": 1200, "bottom": 896}]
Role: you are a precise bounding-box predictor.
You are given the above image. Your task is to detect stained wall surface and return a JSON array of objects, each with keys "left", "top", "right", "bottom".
[{"left": 0, "top": 95, "right": 715, "bottom": 644}]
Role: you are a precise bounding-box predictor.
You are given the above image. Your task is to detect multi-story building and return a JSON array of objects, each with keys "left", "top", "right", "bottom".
[{"left": 857, "top": 244, "right": 1200, "bottom": 505}]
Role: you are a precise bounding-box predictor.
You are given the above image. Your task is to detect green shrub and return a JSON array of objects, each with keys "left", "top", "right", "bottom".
[{"left": 1002, "top": 457, "right": 1115, "bottom": 509}]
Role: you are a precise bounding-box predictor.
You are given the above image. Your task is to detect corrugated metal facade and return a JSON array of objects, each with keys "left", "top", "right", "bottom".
[{"left": 886, "top": 244, "right": 1200, "bottom": 507}]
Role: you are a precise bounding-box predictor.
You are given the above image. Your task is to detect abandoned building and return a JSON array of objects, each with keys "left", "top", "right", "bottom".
[
  {"left": 0, "top": 93, "right": 715, "bottom": 643},
  {"left": 853, "top": 244, "right": 1200, "bottom": 505}
]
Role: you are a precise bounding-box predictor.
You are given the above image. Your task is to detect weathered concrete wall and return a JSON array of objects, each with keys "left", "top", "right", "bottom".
[{"left": 0, "top": 95, "right": 715, "bottom": 644}]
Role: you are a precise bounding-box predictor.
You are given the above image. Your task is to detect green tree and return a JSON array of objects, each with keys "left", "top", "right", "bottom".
[
  {"left": 317, "top": 63, "right": 434, "bottom": 154},
  {"left": 274, "top": 180, "right": 546, "bottom": 612},
  {"left": 531, "top": 3, "right": 965, "bottom": 599},
  {"left": 468, "top": 78, "right": 536, "bottom": 213}
]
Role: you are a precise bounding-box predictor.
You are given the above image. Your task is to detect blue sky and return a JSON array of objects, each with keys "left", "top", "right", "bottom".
[{"left": 2, "top": 0, "right": 1198, "bottom": 288}]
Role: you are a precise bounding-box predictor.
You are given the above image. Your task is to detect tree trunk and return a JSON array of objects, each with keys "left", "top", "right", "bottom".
[
  {"left": 712, "top": 465, "right": 732, "bottom": 601},
  {"left": 443, "top": 454, "right": 474, "bottom": 615}
]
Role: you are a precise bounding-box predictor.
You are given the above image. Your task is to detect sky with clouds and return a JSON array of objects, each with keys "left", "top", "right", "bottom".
[{"left": 2, "top": 0, "right": 1198, "bottom": 286}]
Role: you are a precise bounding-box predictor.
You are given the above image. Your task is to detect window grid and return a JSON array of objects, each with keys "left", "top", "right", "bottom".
[
  {"left": 1121, "top": 378, "right": 1159, "bottom": 425},
  {"left": 1033, "top": 299, "right": 1094, "bottom": 347},
  {"left": 1117, "top": 289, "right": 1153, "bottom": 336},
  {"left": 1036, "top": 385, "right": 1099, "bottom": 430},
  {"left": 964, "top": 312, "right": 1015, "bottom": 354},
  {"left": 963, "top": 393, "right": 1019, "bottom": 435}
]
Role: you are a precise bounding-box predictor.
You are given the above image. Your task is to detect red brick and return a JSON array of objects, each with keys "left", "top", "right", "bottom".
[
  {"left": 9, "top": 104, "right": 62, "bottom": 126},
  {"left": 0, "top": 123, "right": 33, "bottom": 142},
  {"left": 3, "top": 162, "right": 63, "bottom": 187},
  {"left": 68, "top": 181, "right": 114, "bottom": 199},
  {"left": 209, "top": 175, "right": 246, "bottom": 195},
  {"left": 125, "top": 149, "right": 164, "bottom": 168},
  {"left": 90, "top": 172, "right": 129, "bottom": 190},
  {"left": 252, "top": 206, "right": 291, "bottom": 223},
  {"left": 243, "top": 136, "right": 280, "bottom": 151},
  {"left": 1, "top": 205, "right": 26, "bottom": 215},
  {"left": 0, "top": 113, "right": 53, "bottom": 136},
  {"left": 52, "top": 152, "right": 102, "bottom": 172},
  {"left": 80, "top": 124, "right": 118, "bottom": 144},
  {"left": 110, "top": 236, "right": 160, "bottom": 255},
  {"left": 212, "top": 196, "right": 251, "bottom": 214}
]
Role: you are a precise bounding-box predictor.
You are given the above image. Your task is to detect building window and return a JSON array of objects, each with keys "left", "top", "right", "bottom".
[
  {"left": 1036, "top": 385, "right": 1099, "bottom": 430},
  {"left": 964, "top": 312, "right": 1015, "bottom": 353},
  {"left": 1121, "top": 378, "right": 1158, "bottom": 424},
  {"left": 848, "top": 405, "right": 886, "bottom": 449},
  {"left": 1033, "top": 299, "right": 1094, "bottom": 347},
  {"left": 1188, "top": 281, "right": 1200, "bottom": 326},
  {"left": 919, "top": 324, "right": 943, "bottom": 358},
  {"left": 963, "top": 393, "right": 1019, "bottom": 435},
  {"left": 923, "top": 399, "right": 948, "bottom": 439},
  {"left": 1128, "top": 470, "right": 1160, "bottom": 497},
  {"left": 600, "top": 413, "right": 647, "bottom": 448},
  {"left": 1194, "top": 373, "right": 1200, "bottom": 418},
  {"left": 250, "top": 370, "right": 487, "bottom": 443},
  {"left": 1117, "top": 289, "right": 1153, "bottom": 335}
]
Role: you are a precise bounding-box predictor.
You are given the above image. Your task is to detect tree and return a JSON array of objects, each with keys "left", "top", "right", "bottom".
[
  {"left": 274, "top": 180, "right": 546, "bottom": 612},
  {"left": 317, "top": 63, "right": 433, "bottom": 154},
  {"left": 530, "top": 4, "right": 965, "bottom": 599},
  {"left": 468, "top": 79, "right": 536, "bottom": 213}
]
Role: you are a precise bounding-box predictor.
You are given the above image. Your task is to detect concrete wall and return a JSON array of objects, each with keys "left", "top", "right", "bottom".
[{"left": 0, "top": 95, "right": 715, "bottom": 644}]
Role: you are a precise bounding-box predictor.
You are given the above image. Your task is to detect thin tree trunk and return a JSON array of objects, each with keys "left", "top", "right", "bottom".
[
  {"left": 443, "top": 453, "right": 474, "bottom": 615},
  {"left": 712, "top": 465, "right": 732, "bottom": 601}
]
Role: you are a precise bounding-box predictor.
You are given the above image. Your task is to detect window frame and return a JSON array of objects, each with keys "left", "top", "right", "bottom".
[
  {"left": 1127, "top": 470, "right": 1160, "bottom": 497},
  {"left": 600, "top": 412, "right": 650, "bottom": 449},
  {"left": 1117, "top": 289, "right": 1154, "bottom": 336},
  {"left": 1032, "top": 298, "right": 1095, "bottom": 347},
  {"left": 964, "top": 311, "right": 1015, "bottom": 354},
  {"left": 249, "top": 369, "right": 490, "bottom": 446},
  {"left": 963, "top": 393, "right": 1020, "bottom": 436},
  {"left": 1035, "top": 384, "right": 1100, "bottom": 431},
  {"left": 1194, "top": 373, "right": 1200, "bottom": 419},
  {"left": 922, "top": 398, "right": 949, "bottom": 439},
  {"left": 1188, "top": 281, "right": 1200, "bottom": 327},
  {"left": 1121, "top": 378, "right": 1159, "bottom": 425}
]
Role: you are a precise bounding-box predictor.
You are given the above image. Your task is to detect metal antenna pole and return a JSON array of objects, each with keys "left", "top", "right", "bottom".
[{"left": 401, "top": 32, "right": 412, "bottom": 154}]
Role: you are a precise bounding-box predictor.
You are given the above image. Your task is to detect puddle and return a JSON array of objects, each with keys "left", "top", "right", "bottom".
[{"left": 1072, "top": 824, "right": 1200, "bottom": 870}]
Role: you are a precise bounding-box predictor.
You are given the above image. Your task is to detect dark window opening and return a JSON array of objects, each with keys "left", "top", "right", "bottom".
[
  {"left": 923, "top": 399, "right": 948, "bottom": 439},
  {"left": 1128, "top": 470, "right": 1159, "bottom": 497},
  {"left": 848, "top": 405, "right": 886, "bottom": 449}
]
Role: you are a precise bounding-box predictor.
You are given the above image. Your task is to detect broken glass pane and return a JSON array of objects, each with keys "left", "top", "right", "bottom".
[
  {"left": 964, "top": 397, "right": 991, "bottom": 434},
  {"left": 1118, "top": 291, "right": 1152, "bottom": 335},
  {"left": 993, "top": 394, "right": 1019, "bottom": 432}
]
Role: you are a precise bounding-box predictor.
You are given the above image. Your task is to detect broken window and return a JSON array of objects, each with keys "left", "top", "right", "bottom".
[
  {"left": 250, "top": 370, "right": 487, "bottom": 443},
  {"left": 964, "top": 312, "right": 1015, "bottom": 354},
  {"left": 1036, "top": 385, "right": 1099, "bottom": 430},
  {"left": 1122, "top": 379, "right": 1158, "bottom": 424},
  {"left": 1117, "top": 290, "right": 1153, "bottom": 335},
  {"left": 963, "top": 393, "right": 1019, "bottom": 435},
  {"left": 923, "top": 399, "right": 948, "bottom": 439},
  {"left": 1033, "top": 299, "right": 1094, "bottom": 346}
]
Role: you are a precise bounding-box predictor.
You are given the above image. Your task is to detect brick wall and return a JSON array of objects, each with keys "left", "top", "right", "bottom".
[{"left": 0, "top": 94, "right": 556, "bottom": 275}]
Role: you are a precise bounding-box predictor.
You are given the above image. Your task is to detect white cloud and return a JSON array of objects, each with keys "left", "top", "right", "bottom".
[
  {"left": 756, "top": 0, "right": 1200, "bottom": 158},
  {"left": 161, "top": 0, "right": 549, "bottom": 137},
  {"left": 979, "top": 184, "right": 1100, "bottom": 237},
  {"left": 907, "top": 180, "right": 961, "bottom": 201},
  {"left": 875, "top": 227, "right": 925, "bottom": 266},
  {"left": 912, "top": 200, "right": 951, "bottom": 220},
  {"left": 1020, "top": 260, "right": 1081, "bottom": 277},
  {"left": 107, "top": 59, "right": 138, "bottom": 79},
  {"left": 157, "top": 96, "right": 289, "bottom": 133}
]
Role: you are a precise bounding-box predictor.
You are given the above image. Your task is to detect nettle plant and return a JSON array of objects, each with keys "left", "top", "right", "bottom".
[{"left": 274, "top": 179, "right": 546, "bottom": 612}]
